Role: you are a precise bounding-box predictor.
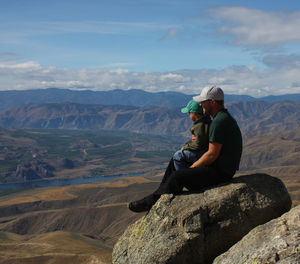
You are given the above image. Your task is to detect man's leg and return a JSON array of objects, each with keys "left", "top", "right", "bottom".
[
  {"left": 129, "top": 165, "right": 226, "bottom": 212},
  {"left": 154, "top": 165, "right": 223, "bottom": 195},
  {"left": 128, "top": 157, "right": 176, "bottom": 213},
  {"left": 160, "top": 157, "right": 177, "bottom": 184}
]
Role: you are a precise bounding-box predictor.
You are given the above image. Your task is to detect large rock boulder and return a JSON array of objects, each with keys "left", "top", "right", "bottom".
[
  {"left": 112, "top": 174, "right": 292, "bottom": 264},
  {"left": 213, "top": 205, "right": 300, "bottom": 264}
]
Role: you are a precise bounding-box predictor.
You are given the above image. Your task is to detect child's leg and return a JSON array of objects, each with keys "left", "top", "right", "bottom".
[
  {"left": 173, "top": 149, "right": 207, "bottom": 170},
  {"left": 173, "top": 149, "right": 198, "bottom": 170}
]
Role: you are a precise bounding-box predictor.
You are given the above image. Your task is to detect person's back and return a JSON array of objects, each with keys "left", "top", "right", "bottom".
[{"left": 209, "top": 108, "right": 242, "bottom": 178}]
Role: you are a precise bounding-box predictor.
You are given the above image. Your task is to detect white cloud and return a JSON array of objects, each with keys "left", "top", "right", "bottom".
[
  {"left": 159, "top": 73, "right": 190, "bottom": 82},
  {"left": 0, "top": 61, "right": 40, "bottom": 69},
  {"left": 262, "top": 54, "right": 300, "bottom": 68},
  {"left": 1, "top": 58, "right": 300, "bottom": 97},
  {"left": 209, "top": 7, "right": 300, "bottom": 47}
]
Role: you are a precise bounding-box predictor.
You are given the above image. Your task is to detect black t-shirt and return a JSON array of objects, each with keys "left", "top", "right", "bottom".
[{"left": 209, "top": 109, "right": 243, "bottom": 177}]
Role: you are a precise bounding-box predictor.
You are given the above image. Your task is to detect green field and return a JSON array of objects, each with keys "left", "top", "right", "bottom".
[{"left": 0, "top": 128, "right": 182, "bottom": 183}]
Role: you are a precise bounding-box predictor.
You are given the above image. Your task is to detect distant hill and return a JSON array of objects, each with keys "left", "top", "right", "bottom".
[
  {"left": 0, "top": 103, "right": 190, "bottom": 135},
  {"left": 227, "top": 100, "right": 300, "bottom": 136},
  {"left": 260, "top": 94, "right": 300, "bottom": 102},
  {"left": 0, "top": 101, "right": 299, "bottom": 135},
  {"left": 0, "top": 88, "right": 191, "bottom": 110},
  {"left": 0, "top": 88, "right": 299, "bottom": 110}
]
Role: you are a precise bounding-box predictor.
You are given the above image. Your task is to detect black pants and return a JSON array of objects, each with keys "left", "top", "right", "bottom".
[{"left": 153, "top": 158, "right": 231, "bottom": 197}]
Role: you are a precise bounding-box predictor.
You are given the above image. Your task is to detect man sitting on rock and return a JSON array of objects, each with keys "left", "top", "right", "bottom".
[{"left": 129, "top": 86, "right": 243, "bottom": 213}]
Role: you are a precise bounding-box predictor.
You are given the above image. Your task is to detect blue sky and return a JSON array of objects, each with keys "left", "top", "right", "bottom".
[{"left": 1, "top": 0, "right": 300, "bottom": 96}]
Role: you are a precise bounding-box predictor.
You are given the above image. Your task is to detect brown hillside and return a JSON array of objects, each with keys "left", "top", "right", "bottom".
[
  {"left": 0, "top": 231, "right": 112, "bottom": 264},
  {"left": 0, "top": 175, "right": 159, "bottom": 247},
  {"left": 238, "top": 129, "right": 300, "bottom": 205}
]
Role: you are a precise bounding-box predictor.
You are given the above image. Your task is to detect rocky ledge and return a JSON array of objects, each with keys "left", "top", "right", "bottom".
[
  {"left": 112, "top": 174, "right": 292, "bottom": 264},
  {"left": 213, "top": 204, "right": 299, "bottom": 264}
]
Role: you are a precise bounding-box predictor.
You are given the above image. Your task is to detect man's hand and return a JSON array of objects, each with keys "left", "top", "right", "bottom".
[
  {"left": 192, "top": 135, "right": 196, "bottom": 141},
  {"left": 190, "top": 142, "right": 222, "bottom": 168}
]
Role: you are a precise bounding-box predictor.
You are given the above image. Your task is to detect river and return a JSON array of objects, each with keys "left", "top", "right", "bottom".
[{"left": 0, "top": 172, "right": 143, "bottom": 190}]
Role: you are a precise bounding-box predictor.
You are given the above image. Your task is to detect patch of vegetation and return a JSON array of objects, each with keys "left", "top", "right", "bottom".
[
  {"left": 0, "top": 160, "right": 18, "bottom": 169},
  {"left": 103, "top": 158, "right": 135, "bottom": 167},
  {"left": 84, "top": 148, "right": 105, "bottom": 159},
  {"left": 135, "top": 151, "right": 155, "bottom": 159},
  {"left": 100, "top": 143, "right": 132, "bottom": 156},
  {"left": 0, "top": 128, "right": 181, "bottom": 184},
  {"left": 89, "top": 168, "right": 105, "bottom": 177},
  {"left": 135, "top": 150, "right": 173, "bottom": 159}
]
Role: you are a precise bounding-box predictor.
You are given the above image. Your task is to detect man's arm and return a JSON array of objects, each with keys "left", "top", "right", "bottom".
[{"left": 190, "top": 142, "right": 222, "bottom": 168}]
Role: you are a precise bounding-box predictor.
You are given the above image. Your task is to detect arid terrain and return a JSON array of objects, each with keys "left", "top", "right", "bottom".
[
  {"left": 0, "top": 117, "right": 299, "bottom": 263},
  {"left": 0, "top": 175, "right": 160, "bottom": 264},
  {"left": 0, "top": 231, "right": 112, "bottom": 264}
]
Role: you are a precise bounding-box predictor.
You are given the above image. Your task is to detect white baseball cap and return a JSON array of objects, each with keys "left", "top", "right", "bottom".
[{"left": 193, "top": 86, "right": 224, "bottom": 103}]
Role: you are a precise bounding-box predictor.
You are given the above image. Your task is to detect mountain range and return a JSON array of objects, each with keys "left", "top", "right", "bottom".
[
  {"left": 0, "top": 100, "right": 299, "bottom": 136},
  {"left": 0, "top": 88, "right": 299, "bottom": 110}
]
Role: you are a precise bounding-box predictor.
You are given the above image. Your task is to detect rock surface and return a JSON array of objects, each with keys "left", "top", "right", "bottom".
[
  {"left": 112, "top": 174, "right": 292, "bottom": 264},
  {"left": 213, "top": 205, "right": 300, "bottom": 264}
]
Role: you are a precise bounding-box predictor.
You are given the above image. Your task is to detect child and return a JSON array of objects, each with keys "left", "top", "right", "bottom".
[{"left": 173, "top": 100, "right": 211, "bottom": 170}]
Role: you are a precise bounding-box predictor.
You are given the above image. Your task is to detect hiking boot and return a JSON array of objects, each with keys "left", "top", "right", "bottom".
[{"left": 128, "top": 194, "right": 158, "bottom": 213}]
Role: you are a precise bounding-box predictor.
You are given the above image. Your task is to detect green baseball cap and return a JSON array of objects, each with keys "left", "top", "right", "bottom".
[{"left": 181, "top": 100, "right": 203, "bottom": 114}]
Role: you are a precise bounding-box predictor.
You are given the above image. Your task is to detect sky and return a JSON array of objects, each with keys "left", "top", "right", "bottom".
[{"left": 1, "top": 0, "right": 300, "bottom": 97}]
